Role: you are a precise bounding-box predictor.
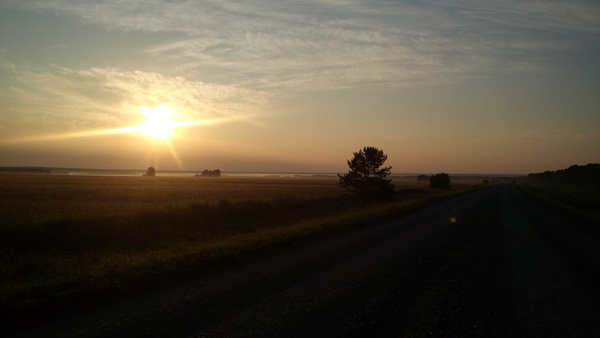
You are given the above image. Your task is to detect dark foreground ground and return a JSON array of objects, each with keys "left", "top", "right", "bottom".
[{"left": 6, "top": 185, "right": 600, "bottom": 337}]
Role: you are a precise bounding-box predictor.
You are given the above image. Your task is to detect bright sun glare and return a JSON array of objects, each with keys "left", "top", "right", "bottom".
[
  {"left": 2, "top": 103, "right": 240, "bottom": 146},
  {"left": 139, "top": 105, "right": 177, "bottom": 140}
]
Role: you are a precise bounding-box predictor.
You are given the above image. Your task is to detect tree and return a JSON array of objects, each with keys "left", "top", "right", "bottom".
[
  {"left": 527, "top": 163, "right": 600, "bottom": 187},
  {"left": 430, "top": 173, "right": 451, "bottom": 189},
  {"left": 338, "top": 146, "right": 394, "bottom": 198},
  {"left": 196, "top": 169, "right": 222, "bottom": 177},
  {"left": 143, "top": 166, "right": 156, "bottom": 177}
]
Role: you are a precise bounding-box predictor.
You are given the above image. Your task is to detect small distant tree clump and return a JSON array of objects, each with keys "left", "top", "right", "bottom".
[
  {"left": 430, "top": 173, "right": 451, "bottom": 189},
  {"left": 196, "top": 169, "right": 221, "bottom": 177},
  {"left": 338, "top": 146, "right": 395, "bottom": 198},
  {"left": 143, "top": 167, "right": 156, "bottom": 177}
]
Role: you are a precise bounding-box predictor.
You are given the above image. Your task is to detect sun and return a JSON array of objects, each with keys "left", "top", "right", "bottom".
[{"left": 139, "top": 105, "right": 177, "bottom": 140}]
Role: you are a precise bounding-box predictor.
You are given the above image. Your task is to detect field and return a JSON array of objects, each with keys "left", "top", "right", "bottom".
[
  {"left": 0, "top": 173, "right": 474, "bottom": 316},
  {"left": 0, "top": 174, "right": 347, "bottom": 225}
]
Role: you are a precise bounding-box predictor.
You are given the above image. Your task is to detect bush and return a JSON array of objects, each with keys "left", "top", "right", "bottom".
[
  {"left": 430, "top": 173, "right": 451, "bottom": 189},
  {"left": 143, "top": 167, "right": 156, "bottom": 177},
  {"left": 196, "top": 169, "right": 221, "bottom": 177}
]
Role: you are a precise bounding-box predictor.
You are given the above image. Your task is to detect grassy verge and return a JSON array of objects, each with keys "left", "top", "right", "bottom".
[
  {"left": 517, "top": 183, "right": 600, "bottom": 222},
  {"left": 0, "top": 186, "right": 476, "bottom": 317}
]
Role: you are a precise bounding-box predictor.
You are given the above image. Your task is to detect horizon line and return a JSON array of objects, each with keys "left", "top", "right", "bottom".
[{"left": 0, "top": 166, "right": 528, "bottom": 176}]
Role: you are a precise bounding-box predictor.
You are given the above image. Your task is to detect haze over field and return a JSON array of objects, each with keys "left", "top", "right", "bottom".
[{"left": 1, "top": 1, "right": 598, "bottom": 174}]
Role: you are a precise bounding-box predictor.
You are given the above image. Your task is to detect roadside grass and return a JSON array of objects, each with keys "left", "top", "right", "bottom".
[
  {"left": 0, "top": 175, "right": 477, "bottom": 317},
  {"left": 518, "top": 183, "right": 600, "bottom": 222}
]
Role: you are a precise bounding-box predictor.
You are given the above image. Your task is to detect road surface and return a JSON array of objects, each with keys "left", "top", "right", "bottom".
[{"left": 7, "top": 185, "right": 600, "bottom": 337}]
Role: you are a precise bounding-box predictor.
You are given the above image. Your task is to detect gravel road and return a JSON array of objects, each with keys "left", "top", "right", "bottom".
[{"left": 8, "top": 185, "right": 600, "bottom": 337}]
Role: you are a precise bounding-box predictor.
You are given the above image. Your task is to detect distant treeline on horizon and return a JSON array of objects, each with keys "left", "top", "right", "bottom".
[
  {"left": 528, "top": 163, "right": 600, "bottom": 187},
  {"left": 5, "top": 165, "right": 598, "bottom": 182},
  {"left": 0, "top": 167, "right": 525, "bottom": 178},
  {"left": 0, "top": 167, "right": 52, "bottom": 173}
]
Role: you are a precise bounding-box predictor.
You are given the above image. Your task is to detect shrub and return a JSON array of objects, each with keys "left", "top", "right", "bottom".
[
  {"left": 196, "top": 169, "right": 221, "bottom": 177},
  {"left": 143, "top": 167, "right": 156, "bottom": 177},
  {"left": 430, "top": 173, "right": 451, "bottom": 189}
]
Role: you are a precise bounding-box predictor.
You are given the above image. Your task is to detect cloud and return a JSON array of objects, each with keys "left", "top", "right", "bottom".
[
  {"left": 3, "top": 0, "right": 598, "bottom": 100},
  {"left": 0, "top": 61, "right": 268, "bottom": 137},
  {"left": 131, "top": 1, "right": 486, "bottom": 90},
  {"left": 7, "top": 0, "right": 594, "bottom": 94},
  {"left": 443, "top": 0, "right": 600, "bottom": 34}
]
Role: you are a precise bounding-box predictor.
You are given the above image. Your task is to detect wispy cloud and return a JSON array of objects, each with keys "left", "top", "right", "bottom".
[
  {"left": 0, "top": 61, "right": 268, "bottom": 136},
  {"left": 7, "top": 0, "right": 595, "bottom": 94},
  {"left": 2, "top": 0, "right": 598, "bottom": 134},
  {"left": 442, "top": 0, "right": 600, "bottom": 34}
]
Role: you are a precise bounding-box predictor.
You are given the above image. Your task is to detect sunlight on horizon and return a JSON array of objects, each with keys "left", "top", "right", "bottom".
[
  {"left": 139, "top": 105, "right": 177, "bottom": 140},
  {"left": 0, "top": 104, "right": 244, "bottom": 171},
  {"left": 0, "top": 104, "right": 244, "bottom": 146}
]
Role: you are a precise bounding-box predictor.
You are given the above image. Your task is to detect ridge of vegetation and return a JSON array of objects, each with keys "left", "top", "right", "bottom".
[{"left": 520, "top": 163, "right": 600, "bottom": 222}]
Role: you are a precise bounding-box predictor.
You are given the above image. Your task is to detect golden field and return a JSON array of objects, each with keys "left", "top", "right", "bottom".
[
  {"left": 0, "top": 174, "right": 349, "bottom": 225},
  {"left": 0, "top": 173, "right": 462, "bottom": 315}
]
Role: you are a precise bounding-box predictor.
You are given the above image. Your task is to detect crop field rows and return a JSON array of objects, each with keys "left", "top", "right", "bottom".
[
  {"left": 0, "top": 174, "right": 351, "bottom": 225},
  {"left": 0, "top": 173, "right": 459, "bottom": 319}
]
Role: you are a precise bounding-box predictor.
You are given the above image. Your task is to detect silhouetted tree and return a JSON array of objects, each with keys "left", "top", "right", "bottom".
[
  {"left": 143, "top": 166, "right": 156, "bottom": 177},
  {"left": 196, "top": 169, "right": 221, "bottom": 177},
  {"left": 430, "top": 173, "right": 451, "bottom": 189},
  {"left": 338, "top": 146, "right": 394, "bottom": 198}
]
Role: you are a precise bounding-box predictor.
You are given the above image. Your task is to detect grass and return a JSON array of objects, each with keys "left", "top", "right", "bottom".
[
  {"left": 518, "top": 182, "right": 600, "bottom": 222},
  {"left": 0, "top": 174, "right": 478, "bottom": 316}
]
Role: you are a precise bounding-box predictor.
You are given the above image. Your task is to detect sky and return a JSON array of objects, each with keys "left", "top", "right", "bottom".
[{"left": 0, "top": 0, "right": 599, "bottom": 174}]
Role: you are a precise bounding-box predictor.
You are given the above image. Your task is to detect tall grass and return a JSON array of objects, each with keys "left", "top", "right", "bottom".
[
  {"left": 0, "top": 174, "right": 473, "bottom": 315},
  {"left": 518, "top": 183, "right": 600, "bottom": 221},
  {"left": 0, "top": 196, "right": 351, "bottom": 256}
]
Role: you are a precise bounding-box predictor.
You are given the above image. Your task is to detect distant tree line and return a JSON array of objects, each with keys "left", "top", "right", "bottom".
[
  {"left": 0, "top": 167, "right": 52, "bottom": 173},
  {"left": 196, "top": 169, "right": 221, "bottom": 177},
  {"left": 528, "top": 163, "right": 600, "bottom": 187}
]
